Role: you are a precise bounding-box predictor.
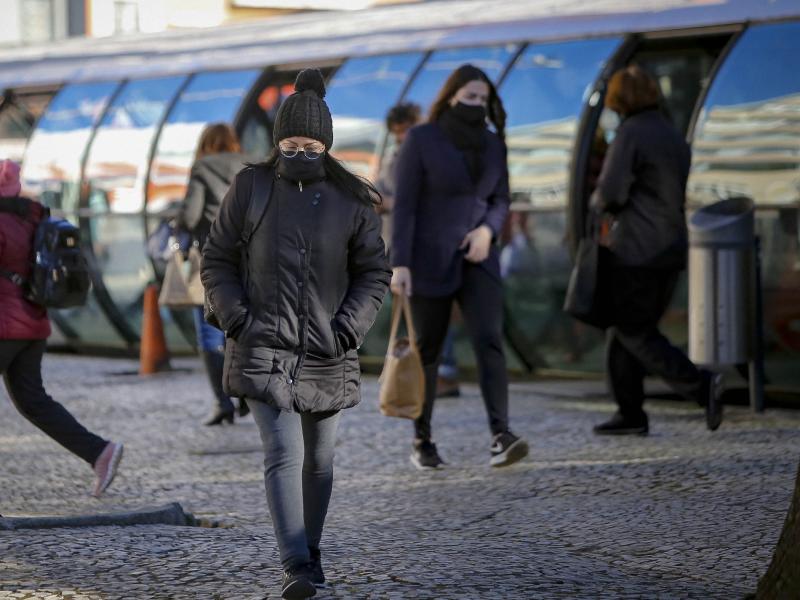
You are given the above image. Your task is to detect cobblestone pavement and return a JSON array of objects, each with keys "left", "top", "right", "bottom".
[{"left": 1, "top": 354, "right": 799, "bottom": 599}]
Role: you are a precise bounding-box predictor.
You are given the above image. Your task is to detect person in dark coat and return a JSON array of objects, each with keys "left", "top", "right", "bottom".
[
  {"left": 391, "top": 64, "right": 529, "bottom": 470},
  {"left": 201, "top": 70, "right": 390, "bottom": 599},
  {"left": 0, "top": 159, "right": 123, "bottom": 497},
  {"left": 176, "top": 123, "right": 250, "bottom": 425},
  {"left": 590, "top": 65, "right": 721, "bottom": 435}
]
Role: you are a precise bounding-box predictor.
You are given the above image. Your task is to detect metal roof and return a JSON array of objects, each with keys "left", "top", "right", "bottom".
[{"left": 1, "top": 0, "right": 798, "bottom": 89}]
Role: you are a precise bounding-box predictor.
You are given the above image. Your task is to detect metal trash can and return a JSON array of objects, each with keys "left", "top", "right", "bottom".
[
  {"left": 688, "top": 196, "right": 765, "bottom": 412},
  {"left": 688, "top": 197, "right": 755, "bottom": 366}
]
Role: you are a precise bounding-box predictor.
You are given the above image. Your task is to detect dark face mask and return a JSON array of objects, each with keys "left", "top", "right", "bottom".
[
  {"left": 277, "top": 153, "right": 326, "bottom": 183},
  {"left": 450, "top": 101, "right": 487, "bottom": 125}
]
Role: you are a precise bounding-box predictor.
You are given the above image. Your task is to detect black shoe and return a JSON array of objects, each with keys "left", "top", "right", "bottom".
[
  {"left": 282, "top": 565, "right": 316, "bottom": 599},
  {"left": 490, "top": 431, "right": 529, "bottom": 467},
  {"left": 308, "top": 547, "right": 325, "bottom": 589},
  {"left": 238, "top": 398, "right": 250, "bottom": 418},
  {"left": 701, "top": 371, "right": 724, "bottom": 432},
  {"left": 593, "top": 413, "right": 649, "bottom": 436},
  {"left": 203, "top": 408, "right": 234, "bottom": 426},
  {"left": 410, "top": 439, "right": 445, "bottom": 470}
]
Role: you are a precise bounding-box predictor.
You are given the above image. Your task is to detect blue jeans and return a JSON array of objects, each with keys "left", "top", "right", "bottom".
[
  {"left": 247, "top": 400, "right": 341, "bottom": 571},
  {"left": 193, "top": 306, "right": 224, "bottom": 353}
]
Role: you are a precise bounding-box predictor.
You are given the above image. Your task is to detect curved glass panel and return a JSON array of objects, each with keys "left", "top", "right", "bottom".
[
  {"left": 496, "top": 38, "right": 619, "bottom": 372},
  {"left": 81, "top": 76, "right": 186, "bottom": 338},
  {"left": 147, "top": 69, "right": 260, "bottom": 214},
  {"left": 18, "top": 81, "right": 125, "bottom": 349},
  {"left": 688, "top": 22, "right": 800, "bottom": 386},
  {"left": 327, "top": 53, "right": 423, "bottom": 179},
  {"left": 403, "top": 45, "right": 518, "bottom": 113}
]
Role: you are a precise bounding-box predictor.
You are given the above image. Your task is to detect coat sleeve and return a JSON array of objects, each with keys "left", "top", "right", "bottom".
[
  {"left": 390, "top": 127, "right": 424, "bottom": 268},
  {"left": 176, "top": 165, "right": 206, "bottom": 233},
  {"left": 332, "top": 205, "right": 392, "bottom": 353},
  {"left": 590, "top": 124, "right": 636, "bottom": 214},
  {"left": 200, "top": 168, "right": 251, "bottom": 338},
  {"left": 481, "top": 139, "right": 511, "bottom": 237}
]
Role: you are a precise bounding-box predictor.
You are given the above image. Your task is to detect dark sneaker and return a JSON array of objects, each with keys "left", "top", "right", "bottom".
[
  {"left": 282, "top": 565, "right": 316, "bottom": 599},
  {"left": 410, "top": 439, "right": 445, "bottom": 470},
  {"left": 308, "top": 547, "right": 325, "bottom": 589},
  {"left": 489, "top": 431, "right": 529, "bottom": 467},
  {"left": 593, "top": 413, "right": 649, "bottom": 436},
  {"left": 702, "top": 371, "right": 724, "bottom": 432}
]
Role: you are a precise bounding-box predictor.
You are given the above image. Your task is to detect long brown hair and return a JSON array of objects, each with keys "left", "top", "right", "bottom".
[
  {"left": 195, "top": 123, "right": 241, "bottom": 161},
  {"left": 605, "top": 65, "right": 660, "bottom": 117},
  {"left": 428, "top": 64, "right": 506, "bottom": 140}
]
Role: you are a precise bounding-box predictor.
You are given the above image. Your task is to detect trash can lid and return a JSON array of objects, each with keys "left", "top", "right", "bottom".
[{"left": 689, "top": 196, "right": 754, "bottom": 246}]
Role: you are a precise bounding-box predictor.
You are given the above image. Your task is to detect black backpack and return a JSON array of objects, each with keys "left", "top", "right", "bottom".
[{"left": 0, "top": 198, "right": 91, "bottom": 308}]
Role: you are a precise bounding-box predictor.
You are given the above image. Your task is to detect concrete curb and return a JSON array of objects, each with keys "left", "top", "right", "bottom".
[{"left": 0, "top": 502, "right": 196, "bottom": 530}]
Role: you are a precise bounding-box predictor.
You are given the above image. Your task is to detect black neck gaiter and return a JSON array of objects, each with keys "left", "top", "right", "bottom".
[
  {"left": 277, "top": 154, "right": 326, "bottom": 187},
  {"left": 438, "top": 103, "right": 487, "bottom": 182}
]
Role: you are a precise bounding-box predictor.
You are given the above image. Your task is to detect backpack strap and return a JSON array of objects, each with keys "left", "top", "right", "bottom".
[
  {"left": 0, "top": 197, "right": 34, "bottom": 220},
  {"left": 242, "top": 167, "right": 275, "bottom": 245},
  {"left": 0, "top": 269, "right": 25, "bottom": 287}
]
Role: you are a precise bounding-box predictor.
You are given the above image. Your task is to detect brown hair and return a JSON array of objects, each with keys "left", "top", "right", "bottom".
[
  {"left": 195, "top": 123, "right": 241, "bottom": 160},
  {"left": 428, "top": 64, "right": 506, "bottom": 140},
  {"left": 605, "top": 65, "right": 661, "bottom": 117}
]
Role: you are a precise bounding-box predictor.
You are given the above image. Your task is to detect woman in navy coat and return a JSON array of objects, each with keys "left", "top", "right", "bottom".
[{"left": 391, "top": 64, "right": 529, "bottom": 470}]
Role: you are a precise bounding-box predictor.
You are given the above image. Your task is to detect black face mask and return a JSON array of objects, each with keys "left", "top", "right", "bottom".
[
  {"left": 450, "top": 101, "right": 487, "bottom": 125},
  {"left": 277, "top": 153, "right": 326, "bottom": 184}
]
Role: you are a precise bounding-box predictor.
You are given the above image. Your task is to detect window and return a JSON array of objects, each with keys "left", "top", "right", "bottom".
[
  {"left": 326, "top": 53, "right": 423, "bottom": 178},
  {"left": 148, "top": 69, "right": 259, "bottom": 213},
  {"left": 500, "top": 38, "right": 620, "bottom": 208},
  {"left": 0, "top": 89, "right": 54, "bottom": 162},
  {"left": 403, "top": 45, "right": 519, "bottom": 113},
  {"left": 21, "top": 0, "right": 55, "bottom": 44}
]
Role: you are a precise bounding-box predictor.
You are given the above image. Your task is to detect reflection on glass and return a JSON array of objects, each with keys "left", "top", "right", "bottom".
[
  {"left": 148, "top": 69, "right": 259, "bottom": 214},
  {"left": 403, "top": 45, "right": 518, "bottom": 113},
  {"left": 688, "top": 22, "right": 800, "bottom": 386},
  {"left": 327, "top": 53, "right": 423, "bottom": 179},
  {"left": 85, "top": 76, "right": 185, "bottom": 214},
  {"left": 500, "top": 38, "right": 619, "bottom": 208},
  {"left": 0, "top": 90, "right": 52, "bottom": 162},
  {"left": 21, "top": 82, "right": 118, "bottom": 212},
  {"left": 240, "top": 76, "right": 297, "bottom": 160}
]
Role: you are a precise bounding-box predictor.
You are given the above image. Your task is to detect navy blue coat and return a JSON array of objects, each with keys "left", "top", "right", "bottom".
[{"left": 390, "top": 122, "right": 510, "bottom": 297}]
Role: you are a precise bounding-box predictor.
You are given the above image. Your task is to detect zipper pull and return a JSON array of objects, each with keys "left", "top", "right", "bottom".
[{"left": 299, "top": 180, "right": 303, "bottom": 192}]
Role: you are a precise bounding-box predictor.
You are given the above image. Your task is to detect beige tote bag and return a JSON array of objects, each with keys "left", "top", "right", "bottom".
[
  {"left": 158, "top": 246, "right": 205, "bottom": 308},
  {"left": 379, "top": 293, "right": 425, "bottom": 420}
]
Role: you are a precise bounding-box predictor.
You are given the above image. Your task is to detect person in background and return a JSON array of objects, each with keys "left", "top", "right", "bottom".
[
  {"left": 202, "top": 69, "right": 391, "bottom": 599},
  {"left": 0, "top": 159, "right": 123, "bottom": 497},
  {"left": 590, "top": 65, "right": 721, "bottom": 435},
  {"left": 391, "top": 64, "right": 529, "bottom": 470},
  {"left": 376, "top": 102, "right": 462, "bottom": 399},
  {"left": 177, "top": 123, "right": 250, "bottom": 426}
]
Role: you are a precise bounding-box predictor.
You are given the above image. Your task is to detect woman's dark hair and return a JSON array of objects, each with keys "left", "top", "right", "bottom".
[
  {"left": 386, "top": 102, "right": 421, "bottom": 129},
  {"left": 196, "top": 122, "right": 241, "bottom": 160},
  {"left": 259, "top": 148, "right": 381, "bottom": 207},
  {"left": 428, "top": 64, "right": 506, "bottom": 140},
  {"left": 605, "top": 64, "right": 661, "bottom": 116}
]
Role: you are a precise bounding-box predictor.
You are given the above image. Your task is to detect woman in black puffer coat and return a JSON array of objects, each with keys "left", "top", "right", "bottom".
[{"left": 201, "top": 69, "right": 390, "bottom": 600}]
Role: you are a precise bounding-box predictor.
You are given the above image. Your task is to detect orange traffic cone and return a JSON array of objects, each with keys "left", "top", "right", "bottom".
[{"left": 140, "top": 283, "right": 171, "bottom": 375}]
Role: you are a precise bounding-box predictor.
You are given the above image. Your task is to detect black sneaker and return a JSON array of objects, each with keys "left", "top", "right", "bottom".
[
  {"left": 489, "top": 431, "right": 529, "bottom": 467},
  {"left": 308, "top": 547, "right": 325, "bottom": 589},
  {"left": 410, "top": 439, "right": 445, "bottom": 470},
  {"left": 281, "top": 564, "right": 316, "bottom": 599},
  {"left": 593, "top": 412, "right": 649, "bottom": 436},
  {"left": 702, "top": 371, "right": 724, "bottom": 432}
]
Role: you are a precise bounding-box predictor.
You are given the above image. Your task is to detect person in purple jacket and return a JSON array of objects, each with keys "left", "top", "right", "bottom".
[{"left": 390, "top": 64, "right": 529, "bottom": 470}]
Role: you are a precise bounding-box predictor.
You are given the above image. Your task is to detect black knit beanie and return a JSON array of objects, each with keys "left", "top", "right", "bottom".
[{"left": 272, "top": 69, "right": 333, "bottom": 149}]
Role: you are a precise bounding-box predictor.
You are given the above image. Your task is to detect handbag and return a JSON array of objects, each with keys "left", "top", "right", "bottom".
[
  {"left": 563, "top": 211, "right": 610, "bottom": 329},
  {"left": 147, "top": 219, "right": 191, "bottom": 278},
  {"left": 378, "top": 294, "right": 426, "bottom": 420},
  {"left": 159, "top": 244, "right": 205, "bottom": 308}
]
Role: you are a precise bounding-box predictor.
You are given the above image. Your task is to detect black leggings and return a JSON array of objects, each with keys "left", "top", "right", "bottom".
[
  {"left": 1, "top": 339, "right": 107, "bottom": 465},
  {"left": 409, "top": 263, "right": 509, "bottom": 440}
]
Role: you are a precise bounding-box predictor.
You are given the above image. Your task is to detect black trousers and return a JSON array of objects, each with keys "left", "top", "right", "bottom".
[
  {"left": 606, "top": 267, "right": 703, "bottom": 420},
  {"left": 410, "top": 263, "right": 509, "bottom": 440},
  {"left": 1, "top": 339, "right": 107, "bottom": 465}
]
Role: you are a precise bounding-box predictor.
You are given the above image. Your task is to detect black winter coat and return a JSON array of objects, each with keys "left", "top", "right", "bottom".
[
  {"left": 391, "top": 122, "right": 510, "bottom": 297},
  {"left": 178, "top": 152, "right": 249, "bottom": 247},
  {"left": 201, "top": 166, "right": 391, "bottom": 412},
  {"left": 590, "top": 109, "right": 692, "bottom": 269}
]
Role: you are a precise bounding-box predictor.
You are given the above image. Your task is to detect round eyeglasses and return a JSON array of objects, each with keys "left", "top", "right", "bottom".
[{"left": 278, "top": 143, "right": 326, "bottom": 160}]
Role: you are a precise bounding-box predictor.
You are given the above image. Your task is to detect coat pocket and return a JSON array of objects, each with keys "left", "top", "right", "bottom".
[
  {"left": 225, "top": 343, "right": 275, "bottom": 401},
  {"left": 294, "top": 355, "right": 346, "bottom": 412}
]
